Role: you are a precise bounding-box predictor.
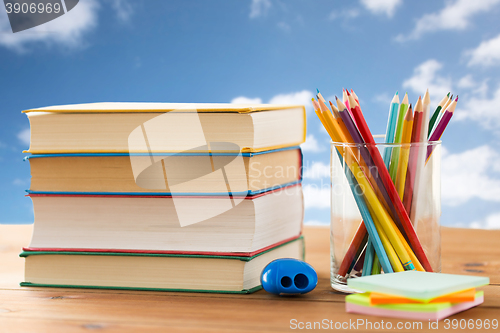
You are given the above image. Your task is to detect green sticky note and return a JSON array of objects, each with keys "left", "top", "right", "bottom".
[
  {"left": 346, "top": 291, "right": 483, "bottom": 312},
  {"left": 347, "top": 271, "right": 489, "bottom": 302}
]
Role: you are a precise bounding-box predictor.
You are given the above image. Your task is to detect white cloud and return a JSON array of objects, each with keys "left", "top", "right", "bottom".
[
  {"left": 395, "top": 0, "right": 500, "bottom": 42},
  {"left": 329, "top": 8, "right": 360, "bottom": 20},
  {"left": 304, "top": 220, "right": 329, "bottom": 226},
  {"left": 269, "top": 90, "right": 314, "bottom": 113},
  {"left": 110, "top": 0, "right": 133, "bottom": 23},
  {"left": 231, "top": 90, "right": 314, "bottom": 113},
  {"left": 402, "top": 60, "right": 452, "bottom": 98},
  {"left": 373, "top": 92, "right": 392, "bottom": 105},
  {"left": 17, "top": 128, "right": 30, "bottom": 146},
  {"left": 466, "top": 33, "right": 500, "bottom": 67},
  {"left": 303, "top": 184, "right": 330, "bottom": 209},
  {"left": 470, "top": 212, "right": 500, "bottom": 229},
  {"left": 249, "top": 0, "right": 271, "bottom": 19},
  {"left": 301, "top": 134, "right": 325, "bottom": 153},
  {"left": 303, "top": 161, "right": 329, "bottom": 179},
  {"left": 441, "top": 145, "right": 500, "bottom": 206},
  {"left": 360, "top": 0, "right": 402, "bottom": 17},
  {"left": 0, "top": 0, "right": 99, "bottom": 52},
  {"left": 456, "top": 74, "right": 475, "bottom": 89},
  {"left": 454, "top": 85, "right": 500, "bottom": 131},
  {"left": 12, "top": 178, "right": 28, "bottom": 186},
  {"left": 230, "top": 96, "right": 263, "bottom": 104},
  {"left": 277, "top": 21, "right": 291, "bottom": 32}
]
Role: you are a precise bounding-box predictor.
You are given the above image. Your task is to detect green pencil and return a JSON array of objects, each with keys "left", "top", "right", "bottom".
[
  {"left": 389, "top": 92, "right": 409, "bottom": 182},
  {"left": 428, "top": 92, "right": 449, "bottom": 138}
]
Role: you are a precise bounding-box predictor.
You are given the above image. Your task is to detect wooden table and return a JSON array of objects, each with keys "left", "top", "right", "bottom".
[{"left": 0, "top": 225, "right": 498, "bottom": 332}]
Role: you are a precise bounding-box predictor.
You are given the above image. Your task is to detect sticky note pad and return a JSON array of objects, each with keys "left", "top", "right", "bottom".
[
  {"left": 370, "top": 288, "right": 477, "bottom": 305},
  {"left": 346, "top": 291, "right": 484, "bottom": 321},
  {"left": 347, "top": 271, "right": 489, "bottom": 302}
]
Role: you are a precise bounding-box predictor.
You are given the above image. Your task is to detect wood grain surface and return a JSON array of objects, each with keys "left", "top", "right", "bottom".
[{"left": 0, "top": 225, "right": 498, "bottom": 332}]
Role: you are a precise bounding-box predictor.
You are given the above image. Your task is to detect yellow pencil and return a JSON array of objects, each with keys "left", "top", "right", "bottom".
[
  {"left": 348, "top": 159, "right": 415, "bottom": 270},
  {"left": 372, "top": 216, "right": 404, "bottom": 272},
  {"left": 395, "top": 104, "right": 414, "bottom": 199}
]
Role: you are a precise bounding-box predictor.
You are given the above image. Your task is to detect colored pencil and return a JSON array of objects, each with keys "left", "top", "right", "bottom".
[
  {"left": 427, "top": 97, "right": 457, "bottom": 160},
  {"left": 362, "top": 239, "right": 375, "bottom": 276},
  {"left": 372, "top": 217, "right": 404, "bottom": 272},
  {"left": 428, "top": 93, "right": 449, "bottom": 137},
  {"left": 336, "top": 95, "right": 394, "bottom": 275},
  {"left": 382, "top": 92, "right": 400, "bottom": 169},
  {"left": 312, "top": 98, "right": 393, "bottom": 273},
  {"left": 363, "top": 91, "right": 398, "bottom": 276},
  {"left": 316, "top": 89, "right": 327, "bottom": 105},
  {"left": 431, "top": 94, "right": 453, "bottom": 137},
  {"left": 395, "top": 104, "right": 414, "bottom": 199},
  {"left": 408, "top": 92, "right": 431, "bottom": 226},
  {"left": 350, "top": 89, "right": 360, "bottom": 104},
  {"left": 328, "top": 100, "right": 342, "bottom": 121},
  {"left": 371, "top": 253, "right": 381, "bottom": 274},
  {"left": 338, "top": 223, "right": 368, "bottom": 277},
  {"left": 402, "top": 97, "right": 423, "bottom": 215},
  {"left": 343, "top": 88, "right": 350, "bottom": 110},
  {"left": 316, "top": 97, "right": 393, "bottom": 274},
  {"left": 442, "top": 94, "right": 453, "bottom": 112},
  {"left": 346, "top": 92, "right": 430, "bottom": 271},
  {"left": 421, "top": 89, "right": 431, "bottom": 143},
  {"left": 344, "top": 92, "right": 417, "bottom": 271},
  {"left": 389, "top": 93, "right": 409, "bottom": 182},
  {"left": 335, "top": 97, "right": 392, "bottom": 212},
  {"left": 343, "top": 158, "right": 393, "bottom": 274}
]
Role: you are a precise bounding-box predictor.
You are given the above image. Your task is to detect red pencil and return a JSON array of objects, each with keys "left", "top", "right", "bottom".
[
  {"left": 346, "top": 92, "right": 432, "bottom": 272},
  {"left": 337, "top": 223, "right": 368, "bottom": 277}
]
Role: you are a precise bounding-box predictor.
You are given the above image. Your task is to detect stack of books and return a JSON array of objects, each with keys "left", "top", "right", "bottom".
[
  {"left": 20, "top": 102, "right": 307, "bottom": 293},
  {"left": 346, "top": 271, "right": 489, "bottom": 320}
]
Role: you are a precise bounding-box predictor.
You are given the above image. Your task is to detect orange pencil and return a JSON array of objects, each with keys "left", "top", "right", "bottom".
[{"left": 395, "top": 104, "right": 414, "bottom": 199}]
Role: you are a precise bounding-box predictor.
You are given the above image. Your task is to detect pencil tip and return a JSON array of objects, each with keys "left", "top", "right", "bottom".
[
  {"left": 311, "top": 98, "right": 315, "bottom": 101},
  {"left": 447, "top": 92, "right": 450, "bottom": 97},
  {"left": 346, "top": 90, "right": 351, "bottom": 96},
  {"left": 396, "top": 91, "right": 399, "bottom": 95},
  {"left": 316, "top": 88, "right": 320, "bottom": 94},
  {"left": 455, "top": 96, "right": 459, "bottom": 101},
  {"left": 335, "top": 96, "right": 339, "bottom": 100}
]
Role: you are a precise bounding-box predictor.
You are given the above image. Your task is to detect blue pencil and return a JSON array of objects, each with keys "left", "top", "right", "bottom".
[
  {"left": 362, "top": 239, "right": 375, "bottom": 276},
  {"left": 383, "top": 92, "right": 400, "bottom": 168},
  {"left": 334, "top": 150, "right": 394, "bottom": 274},
  {"left": 365, "top": 91, "right": 399, "bottom": 276}
]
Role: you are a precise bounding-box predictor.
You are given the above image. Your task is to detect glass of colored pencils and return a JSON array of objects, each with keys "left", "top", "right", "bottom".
[{"left": 313, "top": 89, "right": 455, "bottom": 293}]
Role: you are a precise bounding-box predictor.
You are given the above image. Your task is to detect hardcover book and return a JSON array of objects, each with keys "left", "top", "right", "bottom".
[
  {"left": 21, "top": 237, "right": 305, "bottom": 294},
  {"left": 24, "top": 103, "right": 306, "bottom": 154},
  {"left": 27, "top": 185, "right": 304, "bottom": 253},
  {"left": 26, "top": 147, "right": 302, "bottom": 196}
]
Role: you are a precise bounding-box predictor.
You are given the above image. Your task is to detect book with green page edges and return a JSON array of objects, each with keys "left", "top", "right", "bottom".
[{"left": 20, "top": 236, "right": 304, "bottom": 294}]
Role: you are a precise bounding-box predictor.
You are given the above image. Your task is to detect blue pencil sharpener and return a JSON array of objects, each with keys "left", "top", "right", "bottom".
[{"left": 261, "top": 258, "right": 317, "bottom": 295}]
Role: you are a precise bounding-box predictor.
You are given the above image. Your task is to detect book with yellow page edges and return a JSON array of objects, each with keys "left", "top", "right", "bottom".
[{"left": 24, "top": 102, "right": 306, "bottom": 153}]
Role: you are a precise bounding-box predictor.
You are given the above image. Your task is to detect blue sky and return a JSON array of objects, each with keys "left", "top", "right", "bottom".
[{"left": 1, "top": 0, "right": 500, "bottom": 228}]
